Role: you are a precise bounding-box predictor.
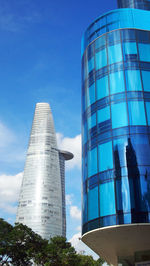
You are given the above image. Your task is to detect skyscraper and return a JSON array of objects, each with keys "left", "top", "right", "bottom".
[
  {"left": 81, "top": 0, "right": 150, "bottom": 265},
  {"left": 16, "top": 103, "right": 73, "bottom": 240}
]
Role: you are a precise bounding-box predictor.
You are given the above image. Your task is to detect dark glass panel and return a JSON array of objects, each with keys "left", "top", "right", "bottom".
[
  {"left": 82, "top": 223, "right": 88, "bottom": 235},
  {"left": 88, "top": 218, "right": 99, "bottom": 231},
  {"left": 88, "top": 174, "right": 99, "bottom": 189},
  {"left": 112, "top": 127, "right": 129, "bottom": 138},
  {"left": 100, "top": 215, "right": 116, "bottom": 227},
  {"left": 121, "top": 29, "right": 136, "bottom": 42},
  {"left": 99, "top": 169, "right": 114, "bottom": 183}
]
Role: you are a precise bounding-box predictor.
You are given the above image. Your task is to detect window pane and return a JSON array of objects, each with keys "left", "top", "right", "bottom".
[
  {"left": 125, "top": 70, "right": 142, "bottom": 91},
  {"left": 99, "top": 141, "right": 113, "bottom": 172},
  {"left": 96, "top": 76, "right": 109, "bottom": 100},
  {"left": 95, "top": 49, "right": 107, "bottom": 69},
  {"left": 95, "top": 35, "right": 106, "bottom": 50},
  {"left": 113, "top": 137, "right": 128, "bottom": 168},
  {"left": 88, "top": 186, "right": 99, "bottom": 220},
  {"left": 82, "top": 193, "right": 87, "bottom": 223},
  {"left": 111, "top": 102, "right": 128, "bottom": 129},
  {"left": 116, "top": 177, "right": 131, "bottom": 212},
  {"left": 88, "top": 148, "right": 98, "bottom": 177},
  {"left": 109, "top": 71, "right": 125, "bottom": 94},
  {"left": 87, "top": 114, "right": 96, "bottom": 130},
  {"left": 87, "top": 83, "right": 95, "bottom": 107},
  {"left": 100, "top": 181, "right": 116, "bottom": 216},
  {"left": 97, "top": 106, "right": 110, "bottom": 124},
  {"left": 123, "top": 42, "right": 137, "bottom": 55},
  {"left": 138, "top": 43, "right": 150, "bottom": 62},
  {"left": 87, "top": 57, "right": 94, "bottom": 73},
  {"left": 128, "top": 101, "right": 146, "bottom": 125},
  {"left": 142, "top": 71, "right": 150, "bottom": 91},
  {"left": 146, "top": 102, "right": 150, "bottom": 125},
  {"left": 108, "top": 43, "right": 122, "bottom": 64}
]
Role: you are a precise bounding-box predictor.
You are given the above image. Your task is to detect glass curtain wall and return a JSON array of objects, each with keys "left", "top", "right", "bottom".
[{"left": 82, "top": 24, "right": 150, "bottom": 234}]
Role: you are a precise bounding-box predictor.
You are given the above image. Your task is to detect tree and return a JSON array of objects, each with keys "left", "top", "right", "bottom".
[
  {"left": 0, "top": 218, "right": 13, "bottom": 265},
  {"left": 0, "top": 218, "right": 107, "bottom": 265}
]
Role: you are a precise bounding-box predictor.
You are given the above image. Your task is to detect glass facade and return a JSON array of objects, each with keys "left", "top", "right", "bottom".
[
  {"left": 16, "top": 103, "right": 73, "bottom": 240},
  {"left": 82, "top": 3, "right": 150, "bottom": 235}
]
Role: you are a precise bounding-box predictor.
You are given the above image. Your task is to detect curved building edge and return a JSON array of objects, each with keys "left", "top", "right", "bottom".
[{"left": 82, "top": 223, "right": 150, "bottom": 266}]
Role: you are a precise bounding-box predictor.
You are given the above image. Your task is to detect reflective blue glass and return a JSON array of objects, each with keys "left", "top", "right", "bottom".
[
  {"left": 83, "top": 121, "right": 87, "bottom": 144},
  {"left": 138, "top": 43, "right": 150, "bottom": 62},
  {"left": 88, "top": 186, "right": 99, "bottom": 220},
  {"left": 111, "top": 102, "right": 128, "bottom": 129},
  {"left": 116, "top": 177, "right": 131, "bottom": 212},
  {"left": 87, "top": 83, "right": 95, "bottom": 107},
  {"left": 108, "top": 43, "right": 122, "bottom": 64},
  {"left": 113, "top": 136, "right": 129, "bottom": 167},
  {"left": 146, "top": 102, "right": 150, "bottom": 125},
  {"left": 123, "top": 42, "right": 137, "bottom": 59},
  {"left": 88, "top": 57, "right": 94, "bottom": 73},
  {"left": 130, "top": 135, "right": 150, "bottom": 166},
  {"left": 97, "top": 106, "right": 110, "bottom": 124},
  {"left": 100, "top": 181, "right": 116, "bottom": 216},
  {"left": 109, "top": 71, "right": 125, "bottom": 94},
  {"left": 99, "top": 141, "right": 113, "bottom": 172},
  {"left": 96, "top": 76, "right": 109, "bottom": 100},
  {"left": 125, "top": 70, "right": 142, "bottom": 91},
  {"left": 87, "top": 113, "right": 96, "bottom": 130},
  {"left": 95, "top": 49, "right": 107, "bottom": 70},
  {"left": 142, "top": 71, "right": 150, "bottom": 91},
  {"left": 140, "top": 175, "right": 150, "bottom": 212},
  {"left": 128, "top": 101, "right": 146, "bottom": 125},
  {"left": 95, "top": 35, "right": 106, "bottom": 50},
  {"left": 88, "top": 147, "right": 98, "bottom": 177},
  {"left": 83, "top": 193, "right": 87, "bottom": 223}
]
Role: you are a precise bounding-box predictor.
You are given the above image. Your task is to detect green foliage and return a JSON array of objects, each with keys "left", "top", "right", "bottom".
[{"left": 0, "top": 218, "right": 107, "bottom": 265}]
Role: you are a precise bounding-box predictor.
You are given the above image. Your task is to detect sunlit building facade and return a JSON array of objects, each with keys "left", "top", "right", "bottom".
[
  {"left": 16, "top": 103, "right": 73, "bottom": 240},
  {"left": 81, "top": 0, "right": 150, "bottom": 265}
]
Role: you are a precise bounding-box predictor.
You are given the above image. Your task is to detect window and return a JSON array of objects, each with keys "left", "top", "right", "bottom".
[
  {"left": 146, "top": 102, "right": 150, "bottom": 125},
  {"left": 88, "top": 147, "right": 98, "bottom": 177},
  {"left": 100, "top": 181, "right": 116, "bottom": 216},
  {"left": 142, "top": 71, "right": 150, "bottom": 91},
  {"left": 88, "top": 186, "right": 99, "bottom": 220},
  {"left": 109, "top": 71, "right": 125, "bottom": 94},
  {"left": 116, "top": 177, "right": 131, "bottom": 212},
  {"left": 86, "top": 83, "right": 95, "bottom": 107},
  {"left": 99, "top": 141, "right": 113, "bottom": 172},
  {"left": 123, "top": 42, "right": 137, "bottom": 60},
  {"left": 87, "top": 57, "right": 94, "bottom": 73},
  {"left": 111, "top": 102, "right": 128, "bottom": 129},
  {"left": 87, "top": 113, "right": 96, "bottom": 130},
  {"left": 128, "top": 101, "right": 146, "bottom": 125},
  {"left": 138, "top": 43, "right": 150, "bottom": 62},
  {"left": 125, "top": 70, "right": 142, "bottom": 91},
  {"left": 95, "top": 49, "right": 107, "bottom": 70},
  {"left": 95, "top": 35, "right": 106, "bottom": 50},
  {"left": 96, "top": 76, "right": 109, "bottom": 100},
  {"left": 108, "top": 43, "right": 122, "bottom": 64},
  {"left": 97, "top": 106, "right": 110, "bottom": 124}
]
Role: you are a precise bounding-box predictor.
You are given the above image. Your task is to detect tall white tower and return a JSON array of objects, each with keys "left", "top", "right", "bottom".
[{"left": 16, "top": 103, "right": 73, "bottom": 240}]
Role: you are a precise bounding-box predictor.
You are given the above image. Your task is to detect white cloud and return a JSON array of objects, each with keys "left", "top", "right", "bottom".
[
  {"left": 66, "top": 194, "right": 74, "bottom": 206},
  {"left": 56, "top": 133, "right": 81, "bottom": 170},
  {"left": 0, "top": 172, "right": 23, "bottom": 214},
  {"left": 70, "top": 205, "right": 81, "bottom": 220}
]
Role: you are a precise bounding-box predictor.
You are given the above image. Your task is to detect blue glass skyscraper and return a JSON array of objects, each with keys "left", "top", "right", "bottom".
[{"left": 81, "top": 0, "right": 150, "bottom": 265}]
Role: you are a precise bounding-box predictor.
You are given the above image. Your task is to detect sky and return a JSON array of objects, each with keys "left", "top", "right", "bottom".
[{"left": 0, "top": 0, "right": 117, "bottom": 259}]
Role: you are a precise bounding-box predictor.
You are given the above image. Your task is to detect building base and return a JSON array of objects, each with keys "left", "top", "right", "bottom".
[{"left": 81, "top": 224, "right": 150, "bottom": 266}]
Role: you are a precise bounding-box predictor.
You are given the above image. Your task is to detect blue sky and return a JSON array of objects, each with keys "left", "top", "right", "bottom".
[{"left": 0, "top": 0, "right": 116, "bottom": 257}]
